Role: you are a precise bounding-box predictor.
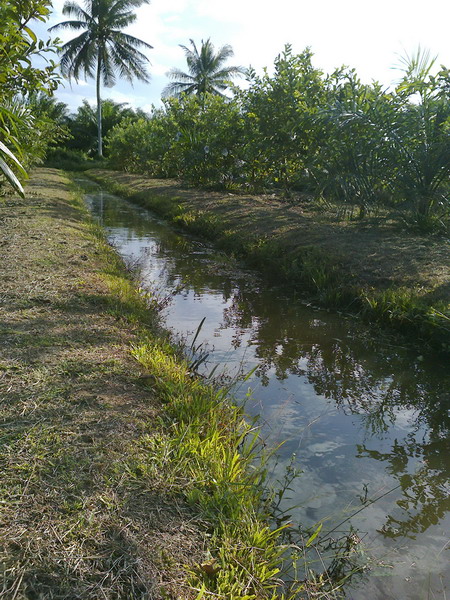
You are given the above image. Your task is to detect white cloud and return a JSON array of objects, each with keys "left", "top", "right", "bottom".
[{"left": 41, "top": 0, "right": 450, "bottom": 109}]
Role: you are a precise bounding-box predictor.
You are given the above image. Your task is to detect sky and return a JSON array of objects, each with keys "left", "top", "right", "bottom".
[{"left": 41, "top": 0, "right": 450, "bottom": 114}]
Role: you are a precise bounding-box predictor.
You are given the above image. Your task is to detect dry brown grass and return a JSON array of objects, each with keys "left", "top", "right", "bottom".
[{"left": 0, "top": 169, "right": 206, "bottom": 599}]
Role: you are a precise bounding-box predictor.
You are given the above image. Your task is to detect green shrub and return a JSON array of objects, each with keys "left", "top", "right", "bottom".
[{"left": 45, "top": 148, "right": 97, "bottom": 171}]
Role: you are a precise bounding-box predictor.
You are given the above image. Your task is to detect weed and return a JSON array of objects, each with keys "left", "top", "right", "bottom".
[
  {"left": 401, "top": 211, "right": 449, "bottom": 234},
  {"left": 360, "top": 287, "right": 450, "bottom": 349}
]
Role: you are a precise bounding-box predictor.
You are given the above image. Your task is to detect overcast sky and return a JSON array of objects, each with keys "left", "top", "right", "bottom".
[{"left": 43, "top": 0, "right": 450, "bottom": 114}]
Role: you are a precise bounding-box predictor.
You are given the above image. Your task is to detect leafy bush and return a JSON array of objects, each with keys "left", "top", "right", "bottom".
[
  {"left": 104, "top": 45, "right": 449, "bottom": 225},
  {"left": 238, "top": 46, "right": 325, "bottom": 191},
  {"left": 45, "top": 148, "right": 96, "bottom": 171},
  {"left": 107, "top": 95, "right": 244, "bottom": 186},
  {"left": 107, "top": 112, "right": 177, "bottom": 176}
]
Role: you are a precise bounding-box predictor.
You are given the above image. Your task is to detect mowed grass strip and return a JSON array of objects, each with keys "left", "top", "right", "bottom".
[
  {"left": 0, "top": 169, "right": 297, "bottom": 600},
  {"left": 0, "top": 168, "right": 208, "bottom": 598}
]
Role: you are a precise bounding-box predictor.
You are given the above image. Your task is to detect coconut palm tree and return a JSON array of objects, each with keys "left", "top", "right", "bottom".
[
  {"left": 49, "top": 0, "right": 152, "bottom": 156},
  {"left": 163, "top": 38, "right": 245, "bottom": 99}
]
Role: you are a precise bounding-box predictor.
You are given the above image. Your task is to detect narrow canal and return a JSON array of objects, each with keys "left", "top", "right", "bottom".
[{"left": 82, "top": 179, "right": 449, "bottom": 599}]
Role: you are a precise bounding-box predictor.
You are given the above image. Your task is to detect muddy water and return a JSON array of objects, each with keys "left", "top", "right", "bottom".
[{"left": 83, "top": 180, "right": 449, "bottom": 600}]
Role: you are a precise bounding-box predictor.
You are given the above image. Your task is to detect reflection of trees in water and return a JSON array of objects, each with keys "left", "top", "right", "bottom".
[
  {"left": 358, "top": 432, "right": 450, "bottom": 539},
  {"left": 148, "top": 239, "right": 248, "bottom": 302},
  {"left": 98, "top": 195, "right": 245, "bottom": 296},
  {"left": 219, "top": 288, "right": 447, "bottom": 421},
  {"left": 218, "top": 288, "right": 450, "bottom": 541}
]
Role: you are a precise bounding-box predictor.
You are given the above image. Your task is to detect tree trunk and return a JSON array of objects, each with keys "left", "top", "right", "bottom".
[{"left": 96, "top": 50, "right": 103, "bottom": 158}]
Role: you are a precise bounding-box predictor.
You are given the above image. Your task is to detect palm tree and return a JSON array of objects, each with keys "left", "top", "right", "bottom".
[
  {"left": 25, "top": 92, "right": 69, "bottom": 124},
  {"left": 49, "top": 0, "right": 153, "bottom": 156},
  {"left": 163, "top": 38, "right": 245, "bottom": 99}
]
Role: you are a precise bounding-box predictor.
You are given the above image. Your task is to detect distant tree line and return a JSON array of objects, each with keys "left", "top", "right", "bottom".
[{"left": 104, "top": 45, "right": 449, "bottom": 227}]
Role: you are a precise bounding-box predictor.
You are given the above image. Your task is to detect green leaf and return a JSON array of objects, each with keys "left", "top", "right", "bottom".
[
  {"left": 306, "top": 522, "right": 323, "bottom": 547},
  {"left": 23, "top": 26, "right": 37, "bottom": 43},
  {"left": 0, "top": 141, "right": 26, "bottom": 196},
  {"left": 0, "top": 140, "right": 25, "bottom": 168}
]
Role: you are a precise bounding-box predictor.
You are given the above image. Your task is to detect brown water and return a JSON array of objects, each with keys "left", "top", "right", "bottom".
[{"left": 83, "top": 180, "right": 450, "bottom": 599}]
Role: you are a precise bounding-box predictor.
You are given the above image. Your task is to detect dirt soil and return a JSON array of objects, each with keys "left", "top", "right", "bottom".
[
  {"left": 89, "top": 170, "right": 450, "bottom": 301},
  {"left": 0, "top": 169, "right": 204, "bottom": 599}
]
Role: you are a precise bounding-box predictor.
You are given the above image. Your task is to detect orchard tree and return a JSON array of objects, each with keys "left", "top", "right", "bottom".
[{"left": 239, "top": 46, "right": 325, "bottom": 190}]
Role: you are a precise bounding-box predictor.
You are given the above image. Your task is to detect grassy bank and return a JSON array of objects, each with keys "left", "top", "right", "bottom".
[
  {"left": 1, "top": 168, "right": 361, "bottom": 599},
  {"left": 86, "top": 169, "right": 450, "bottom": 354}
]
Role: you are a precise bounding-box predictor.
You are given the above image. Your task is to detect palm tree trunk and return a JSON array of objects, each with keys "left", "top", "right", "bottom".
[{"left": 96, "top": 50, "right": 103, "bottom": 158}]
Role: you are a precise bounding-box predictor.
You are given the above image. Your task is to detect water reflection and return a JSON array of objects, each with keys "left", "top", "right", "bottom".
[
  {"left": 85, "top": 186, "right": 450, "bottom": 599},
  {"left": 359, "top": 438, "right": 449, "bottom": 539}
]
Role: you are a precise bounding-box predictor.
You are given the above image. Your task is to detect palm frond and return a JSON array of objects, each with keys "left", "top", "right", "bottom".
[
  {"left": 212, "top": 65, "right": 246, "bottom": 80},
  {"left": 109, "top": 39, "right": 151, "bottom": 83},
  {"left": 100, "top": 46, "right": 116, "bottom": 86},
  {"left": 110, "top": 0, "right": 150, "bottom": 14},
  {"left": 49, "top": 19, "right": 88, "bottom": 31},
  {"left": 165, "top": 38, "right": 243, "bottom": 98},
  {"left": 62, "top": 1, "right": 93, "bottom": 22},
  {"left": 111, "top": 30, "right": 153, "bottom": 51},
  {"left": 162, "top": 81, "right": 198, "bottom": 97},
  {"left": 59, "top": 32, "right": 96, "bottom": 80},
  {"left": 165, "top": 68, "right": 195, "bottom": 83},
  {"left": 214, "top": 43, "right": 234, "bottom": 62},
  {"left": 0, "top": 141, "right": 27, "bottom": 197},
  {"left": 396, "top": 46, "right": 437, "bottom": 81}
]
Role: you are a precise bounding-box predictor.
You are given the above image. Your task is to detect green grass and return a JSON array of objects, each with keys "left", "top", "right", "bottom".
[
  {"left": 90, "top": 251, "right": 292, "bottom": 598},
  {"left": 360, "top": 287, "right": 450, "bottom": 352}
]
